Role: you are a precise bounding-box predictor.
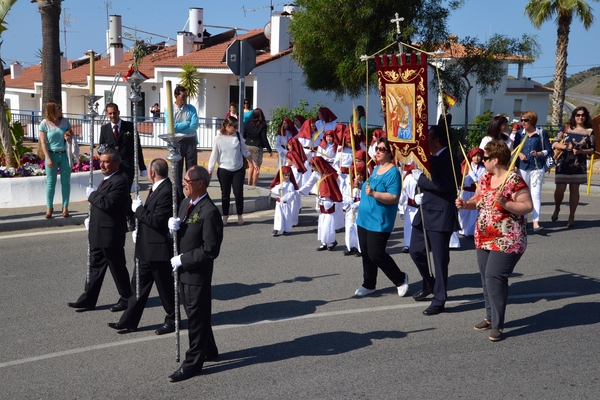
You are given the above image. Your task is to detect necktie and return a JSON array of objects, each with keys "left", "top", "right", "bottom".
[
  {"left": 98, "top": 178, "right": 106, "bottom": 190},
  {"left": 113, "top": 124, "right": 119, "bottom": 141},
  {"left": 183, "top": 201, "right": 194, "bottom": 222},
  {"left": 148, "top": 187, "right": 153, "bottom": 197}
]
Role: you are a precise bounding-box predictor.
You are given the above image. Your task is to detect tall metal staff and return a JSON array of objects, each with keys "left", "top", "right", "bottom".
[
  {"left": 84, "top": 51, "right": 102, "bottom": 285},
  {"left": 127, "top": 70, "right": 147, "bottom": 299},
  {"left": 159, "top": 80, "right": 187, "bottom": 363}
]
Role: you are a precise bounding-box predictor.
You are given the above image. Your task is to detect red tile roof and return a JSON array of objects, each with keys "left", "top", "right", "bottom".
[{"left": 7, "top": 29, "right": 292, "bottom": 90}]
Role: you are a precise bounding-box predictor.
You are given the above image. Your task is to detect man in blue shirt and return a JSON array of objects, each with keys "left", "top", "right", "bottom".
[{"left": 165, "top": 85, "right": 199, "bottom": 194}]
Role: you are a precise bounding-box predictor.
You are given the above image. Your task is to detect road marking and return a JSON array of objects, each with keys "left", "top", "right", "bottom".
[
  {"left": 0, "top": 227, "right": 86, "bottom": 240},
  {"left": 0, "top": 291, "right": 577, "bottom": 369}
]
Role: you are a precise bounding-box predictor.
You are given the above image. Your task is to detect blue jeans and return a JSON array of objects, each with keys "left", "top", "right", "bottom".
[{"left": 45, "top": 151, "right": 71, "bottom": 208}]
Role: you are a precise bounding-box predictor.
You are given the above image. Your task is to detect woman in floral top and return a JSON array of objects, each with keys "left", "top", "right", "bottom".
[{"left": 456, "top": 141, "right": 533, "bottom": 342}]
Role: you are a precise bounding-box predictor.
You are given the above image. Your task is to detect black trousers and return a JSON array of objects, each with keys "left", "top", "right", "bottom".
[
  {"left": 357, "top": 225, "right": 406, "bottom": 290},
  {"left": 76, "top": 246, "right": 132, "bottom": 308},
  {"left": 118, "top": 259, "right": 175, "bottom": 329},
  {"left": 409, "top": 223, "right": 452, "bottom": 308},
  {"left": 175, "top": 138, "right": 198, "bottom": 193},
  {"left": 180, "top": 278, "right": 218, "bottom": 372},
  {"left": 217, "top": 166, "right": 245, "bottom": 216}
]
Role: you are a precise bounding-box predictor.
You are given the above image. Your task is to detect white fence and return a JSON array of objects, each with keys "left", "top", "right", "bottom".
[{"left": 14, "top": 112, "right": 225, "bottom": 150}]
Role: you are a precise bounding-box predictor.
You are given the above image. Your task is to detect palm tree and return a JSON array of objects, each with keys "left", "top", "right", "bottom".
[
  {"left": 0, "top": 0, "right": 19, "bottom": 167},
  {"left": 525, "top": 0, "right": 598, "bottom": 126},
  {"left": 178, "top": 62, "right": 202, "bottom": 100},
  {"left": 35, "top": 0, "right": 63, "bottom": 118}
]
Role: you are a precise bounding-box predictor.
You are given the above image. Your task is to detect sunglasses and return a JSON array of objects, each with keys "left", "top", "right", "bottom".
[
  {"left": 375, "top": 146, "right": 388, "bottom": 153},
  {"left": 575, "top": 113, "right": 585, "bottom": 117},
  {"left": 483, "top": 155, "right": 491, "bottom": 161},
  {"left": 520, "top": 119, "right": 529, "bottom": 122},
  {"left": 183, "top": 178, "right": 200, "bottom": 184},
  {"left": 229, "top": 124, "right": 238, "bottom": 128}
]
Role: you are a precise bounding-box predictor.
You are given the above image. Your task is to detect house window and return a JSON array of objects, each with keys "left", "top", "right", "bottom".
[
  {"left": 513, "top": 99, "right": 523, "bottom": 114},
  {"left": 483, "top": 99, "right": 493, "bottom": 112},
  {"left": 104, "top": 90, "right": 113, "bottom": 105}
]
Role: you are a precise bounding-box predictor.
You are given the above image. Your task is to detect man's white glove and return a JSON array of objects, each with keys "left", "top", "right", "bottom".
[
  {"left": 140, "top": 170, "right": 148, "bottom": 177},
  {"left": 131, "top": 195, "right": 142, "bottom": 212},
  {"left": 412, "top": 169, "right": 423, "bottom": 181},
  {"left": 86, "top": 186, "right": 96, "bottom": 199},
  {"left": 84, "top": 217, "right": 90, "bottom": 230},
  {"left": 132, "top": 229, "right": 137, "bottom": 243},
  {"left": 415, "top": 193, "right": 424, "bottom": 205},
  {"left": 171, "top": 255, "right": 182, "bottom": 272},
  {"left": 168, "top": 217, "right": 181, "bottom": 231}
]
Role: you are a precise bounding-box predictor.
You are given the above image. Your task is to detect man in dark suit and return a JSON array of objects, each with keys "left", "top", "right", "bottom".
[
  {"left": 68, "top": 148, "right": 132, "bottom": 312},
  {"left": 167, "top": 165, "right": 223, "bottom": 383},
  {"left": 100, "top": 103, "right": 147, "bottom": 231},
  {"left": 409, "top": 125, "right": 461, "bottom": 316},
  {"left": 99, "top": 103, "right": 147, "bottom": 189},
  {"left": 107, "top": 158, "right": 176, "bottom": 334}
]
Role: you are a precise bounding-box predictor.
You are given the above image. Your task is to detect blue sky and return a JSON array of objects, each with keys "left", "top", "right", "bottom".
[{"left": 1, "top": 0, "right": 599, "bottom": 85}]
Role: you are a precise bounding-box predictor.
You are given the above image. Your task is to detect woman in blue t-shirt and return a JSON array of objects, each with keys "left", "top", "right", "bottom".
[
  {"left": 354, "top": 137, "right": 409, "bottom": 297},
  {"left": 39, "top": 100, "right": 74, "bottom": 219}
]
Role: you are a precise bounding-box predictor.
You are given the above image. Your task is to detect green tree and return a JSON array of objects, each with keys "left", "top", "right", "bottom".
[
  {"left": 178, "top": 62, "right": 202, "bottom": 100},
  {"left": 36, "top": 0, "right": 63, "bottom": 118},
  {"left": 437, "top": 34, "right": 540, "bottom": 133},
  {"left": 525, "top": 0, "right": 599, "bottom": 126},
  {"left": 0, "top": 0, "right": 20, "bottom": 167},
  {"left": 289, "top": 0, "right": 464, "bottom": 98},
  {"left": 267, "top": 99, "right": 324, "bottom": 144}
]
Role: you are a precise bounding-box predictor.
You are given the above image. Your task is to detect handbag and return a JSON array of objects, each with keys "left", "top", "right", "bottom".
[{"left": 236, "top": 131, "right": 249, "bottom": 169}]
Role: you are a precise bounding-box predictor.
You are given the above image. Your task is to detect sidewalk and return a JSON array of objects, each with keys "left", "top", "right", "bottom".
[
  {"left": 0, "top": 148, "right": 274, "bottom": 232},
  {"left": 1, "top": 146, "right": 599, "bottom": 232}
]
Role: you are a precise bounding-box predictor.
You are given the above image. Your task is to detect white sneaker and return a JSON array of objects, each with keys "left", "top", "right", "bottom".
[
  {"left": 355, "top": 286, "right": 376, "bottom": 296},
  {"left": 397, "top": 273, "right": 409, "bottom": 297}
]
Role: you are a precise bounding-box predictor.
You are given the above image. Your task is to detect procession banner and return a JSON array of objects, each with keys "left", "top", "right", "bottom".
[{"left": 375, "top": 52, "right": 430, "bottom": 178}]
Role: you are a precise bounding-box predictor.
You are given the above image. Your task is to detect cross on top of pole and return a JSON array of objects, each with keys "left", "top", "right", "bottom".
[{"left": 390, "top": 13, "right": 404, "bottom": 54}]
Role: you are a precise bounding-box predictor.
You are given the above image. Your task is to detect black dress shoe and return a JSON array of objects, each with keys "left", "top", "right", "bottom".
[
  {"left": 412, "top": 290, "right": 433, "bottom": 302},
  {"left": 328, "top": 240, "right": 338, "bottom": 251},
  {"left": 109, "top": 303, "right": 127, "bottom": 312},
  {"left": 107, "top": 322, "right": 137, "bottom": 332},
  {"left": 343, "top": 248, "right": 355, "bottom": 256},
  {"left": 168, "top": 367, "right": 196, "bottom": 383},
  {"left": 155, "top": 323, "right": 176, "bottom": 335},
  {"left": 67, "top": 302, "right": 94, "bottom": 310},
  {"left": 401, "top": 246, "right": 410, "bottom": 253},
  {"left": 423, "top": 306, "right": 445, "bottom": 316},
  {"left": 316, "top": 244, "right": 328, "bottom": 251}
]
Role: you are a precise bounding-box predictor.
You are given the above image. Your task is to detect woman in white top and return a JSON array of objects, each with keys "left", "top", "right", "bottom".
[
  {"left": 479, "top": 115, "right": 513, "bottom": 151},
  {"left": 208, "top": 116, "right": 257, "bottom": 226}
]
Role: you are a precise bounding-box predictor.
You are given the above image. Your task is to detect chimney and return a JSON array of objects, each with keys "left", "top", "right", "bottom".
[
  {"left": 189, "top": 8, "right": 204, "bottom": 43},
  {"left": 270, "top": 14, "right": 291, "bottom": 56},
  {"left": 60, "top": 55, "right": 68, "bottom": 71},
  {"left": 109, "top": 15, "right": 124, "bottom": 66},
  {"left": 177, "top": 31, "right": 194, "bottom": 57},
  {"left": 10, "top": 62, "right": 22, "bottom": 79}
]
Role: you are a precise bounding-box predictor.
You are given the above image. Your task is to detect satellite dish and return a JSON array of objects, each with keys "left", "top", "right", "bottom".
[{"left": 264, "top": 21, "right": 271, "bottom": 41}]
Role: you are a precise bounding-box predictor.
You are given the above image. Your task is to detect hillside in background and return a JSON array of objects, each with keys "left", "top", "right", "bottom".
[{"left": 545, "top": 66, "right": 600, "bottom": 93}]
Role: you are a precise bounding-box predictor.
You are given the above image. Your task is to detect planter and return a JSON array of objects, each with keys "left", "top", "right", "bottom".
[{"left": 0, "top": 171, "right": 104, "bottom": 208}]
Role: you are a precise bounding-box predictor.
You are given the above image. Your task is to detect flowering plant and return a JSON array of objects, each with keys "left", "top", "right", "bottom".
[{"left": 0, "top": 153, "right": 100, "bottom": 178}]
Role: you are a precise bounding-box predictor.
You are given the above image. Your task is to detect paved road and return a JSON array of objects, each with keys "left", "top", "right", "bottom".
[
  {"left": 566, "top": 92, "right": 600, "bottom": 107},
  {"left": 1, "top": 178, "right": 599, "bottom": 398}
]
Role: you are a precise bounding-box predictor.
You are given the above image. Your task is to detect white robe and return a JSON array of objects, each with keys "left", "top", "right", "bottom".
[
  {"left": 275, "top": 131, "right": 293, "bottom": 167},
  {"left": 459, "top": 164, "right": 485, "bottom": 236},
  {"left": 399, "top": 173, "right": 418, "bottom": 248},
  {"left": 271, "top": 181, "right": 295, "bottom": 233},
  {"left": 300, "top": 171, "right": 337, "bottom": 245},
  {"left": 344, "top": 188, "right": 361, "bottom": 251}
]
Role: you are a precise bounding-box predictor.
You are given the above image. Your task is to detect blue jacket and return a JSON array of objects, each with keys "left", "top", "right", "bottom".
[{"left": 514, "top": 128, "right": 552, "bottom": 171}]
